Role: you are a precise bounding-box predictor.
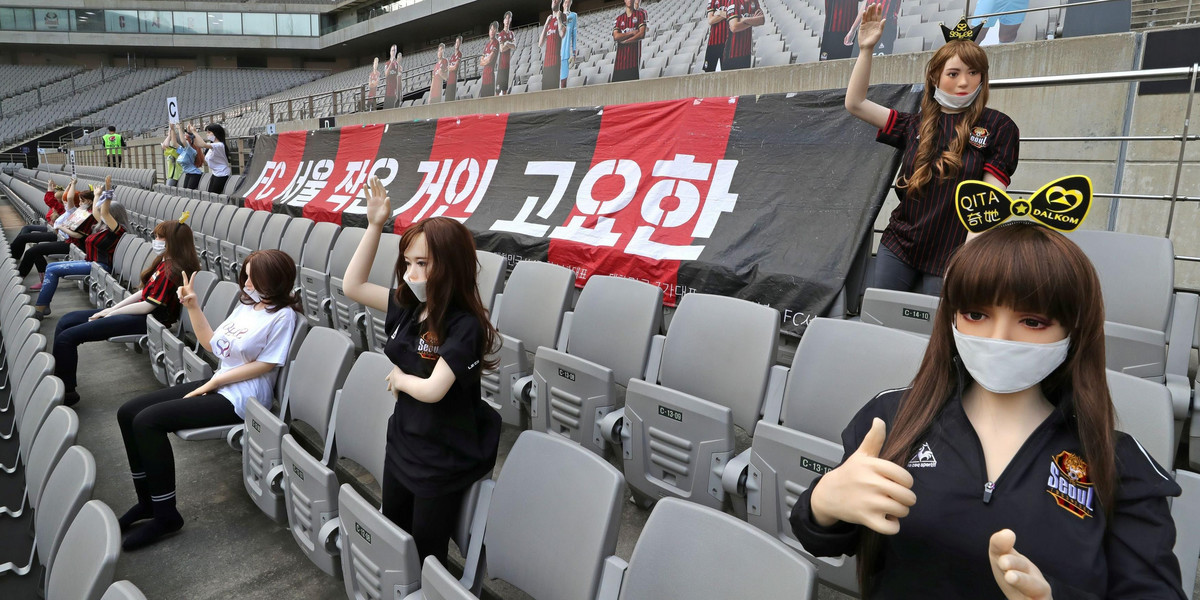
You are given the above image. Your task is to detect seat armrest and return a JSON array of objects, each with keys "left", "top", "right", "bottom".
[
  {"left": 595, "top": 555, "right": 629, "bottom": 600},
  {"left": 599, "top": 407, "right": 627, "bottom": 448},
  {"left": 643, "top": 334, "right": 666, "bottom": 382},
  {"left": 556, "top": 311, "right": 574, "bottom": 352},
  {"left": 757, "top": 365, "right": 791, "bottom": 430},
  {"left": 1167, "top": 292, "right": 1198, "bottom": 380}
]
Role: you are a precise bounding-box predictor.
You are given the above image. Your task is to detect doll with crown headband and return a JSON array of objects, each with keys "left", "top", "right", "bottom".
[
  {"left": 847, "top": 9, "right": 1020, "bottom": 296},
  {"left": 790, "top": 219, "right": 1186, "bottom": 599}
]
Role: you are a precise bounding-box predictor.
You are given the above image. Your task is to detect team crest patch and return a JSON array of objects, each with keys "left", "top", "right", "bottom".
[
  {"left": 907, "top": 442, "right": 937, "bottom": 468},
  {"left": 416, "top": 331, "right": 441, "bottom": 361},
  {"left": 1046, "top": 451, "right": 1095, "bottom": 519},
  {"left": 969, "top": 126, "right": 989, "bottom": 149}
]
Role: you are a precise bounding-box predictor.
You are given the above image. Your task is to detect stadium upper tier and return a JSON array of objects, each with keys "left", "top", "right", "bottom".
[{"left": 0, "top": 64, "right": 85, "bottom": 103}]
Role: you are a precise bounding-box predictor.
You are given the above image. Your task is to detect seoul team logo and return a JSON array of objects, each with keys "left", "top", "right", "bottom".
[{"left": 1046, "top": 451, "right": 1095, "bottom": 519}]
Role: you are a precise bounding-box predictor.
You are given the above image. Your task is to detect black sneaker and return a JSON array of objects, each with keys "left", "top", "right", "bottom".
[{"left": 63, "top": 391, "right": 80, "bottom": 407}]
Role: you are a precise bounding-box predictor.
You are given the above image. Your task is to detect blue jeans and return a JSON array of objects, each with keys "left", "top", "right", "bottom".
[
  {"left": 53, "top": 308, "right": 146, "bottom": 392},
  {"left": 37, "top": 260, "right": 106, "bottom": 306}
]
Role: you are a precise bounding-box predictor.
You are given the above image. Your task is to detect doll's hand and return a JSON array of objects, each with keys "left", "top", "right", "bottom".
[
  {"left": 989, "top": 530, "right": 1053, "bottom": 600},
  {"left": 809, "top": 418, "right": 916, "bottom": 534}
]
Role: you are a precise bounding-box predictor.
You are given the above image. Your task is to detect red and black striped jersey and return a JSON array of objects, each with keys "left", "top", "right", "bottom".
[
  {"left": 707, "top": 0, "right": 732, "bottom": 46},
  {"left": 614, "top": 10, "right": 648, "bottom": 71},
  {"left": 825, "top": 0, "right": 859, "bottom": 32},
  {"left": 497, "top": 29, "right": 515, "bottom": 69},
  {"left": 448, "top": 50, "right": 462, "bottom": 73},
  {"left": 725, "top": 0, "right": 761, "bottom": 59},
  {"left": 482, "top": 38, "right": 499, "bottom": 84},
  {"left": 876, "top": 107, "right": 1020, "bottom": 276},
  {"left": 84, "top": 226, "right": 122, "bottom": 266},
  {"left": 142, "top": 259, "right": 183, "bottom": 324},
  {"left": 543, "top": 15, "right": 562, "bottom": 68}
]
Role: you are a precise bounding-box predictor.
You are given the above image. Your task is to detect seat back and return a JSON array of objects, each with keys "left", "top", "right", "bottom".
[
  {"left": 279, "top": 217, "right": 315, "bottom": 266},
  {"left": 259, "top": 213, "right": 292, "bottom": 251},
  {"left": 1068, "top": 230, "right": 1173, "bottom": 332},
  {"left": 25, "top": 400, "right": 76, "bottom": 510},
  {"left": 327, "top": 227, "right": 366, "bottom": 341},
  {"left": 100, "top": 581, "right": 147, "bottom": 600},
  {"left": 618, "top": 498, "right": 817, "bottom": 599},
  {"left": 37, "top": 444, "right": 96, "bottom": 578},
  {"left": 331, "top": 352, "right": 397, "bottom": 480},
  {"left": 484, "top": 431, "right": 624, "bottom": 600},
  {"left": 658, "top": 293, "right": 779, "bottom": 432},
  {"left": 13, "top": 349, "right": 53, "bottom": 429},
  {"left": 45, "top": 500, "right": 120, "bottom": 600},
  {"left": 419, "top": 557, "right": 476, "bottom": 600},
  {"left": 780, "top": 319, "right": 928, "bottom": 440},
  {"left": 859, "top": 288, "right": 940, "bottom": 337},
  {"left": 476, "top": 251, "right": 506, "bottom": 313},
  {"left": 568, "top": 276, "right": 663, "bottom": 386},
  {"left": 239, "top": 210, "right": 270, "bottom": 251},
  {"left": 1108, "top": 370, "right": 1173, "bottom": 467},
  {"left": 299, "top": 221, "right": 340, "bottom": 272},
  {"left": 288, "top": 327, "right": 356, "bottom": 437},
  {"left": 496, "top": 261, "right": 575, "bottom": 351},
  {"left": 363, "top": 233, "right": 401, "bottom": 351}
]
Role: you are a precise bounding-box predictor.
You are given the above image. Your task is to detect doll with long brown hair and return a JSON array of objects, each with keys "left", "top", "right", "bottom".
[
  {"left": 790, "top": 222, "right": 1185, "bottom": 599},
  {"left": 847, "top": 6, "right": 1019, "bottom": 295}
]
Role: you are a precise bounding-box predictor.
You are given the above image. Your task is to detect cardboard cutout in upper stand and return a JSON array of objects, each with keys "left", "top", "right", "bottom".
[
  {"left": 956, "top": 175, "right": 1093, "bottom": 234},
  {"left": 384, "top": 45, "right": 402, "bottom": 109}
]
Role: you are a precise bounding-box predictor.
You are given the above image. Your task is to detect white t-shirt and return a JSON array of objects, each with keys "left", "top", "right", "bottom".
[
  {"left": 53, "top": 207, "right": 75, "bottom": 241},
  {"left": 205, "top": 141, "right": 231, "bottom": 177},
  {"left": 210, "top": 303, "right": 298, "bottom": 418}
]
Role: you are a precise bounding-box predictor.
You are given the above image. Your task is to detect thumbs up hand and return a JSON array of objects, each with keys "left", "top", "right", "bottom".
[{"left": 808, "top": 418, "right": 917, "bottom": 535}]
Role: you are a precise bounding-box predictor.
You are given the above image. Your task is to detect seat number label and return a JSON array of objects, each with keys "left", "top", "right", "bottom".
[
  {"left": 902, "top": 308, "right": 930, "bottom": 321},
  {"left": 251, "top": 419, "right": 261, "bottom": 432},
  {"left": 292, "top": 465, "right": 305, "bottom": 480},
  {"left": 658, "top": 406, "right": 683, "bottom": 422},
  {"left": 558, "top": 368, "right": 576, "bottom": 382},
  {"left": 801, "top": 456, "right": 833, "bottom": 476},
  {"left": 356, "top": 523, "right": 372, "bottom": 544}
]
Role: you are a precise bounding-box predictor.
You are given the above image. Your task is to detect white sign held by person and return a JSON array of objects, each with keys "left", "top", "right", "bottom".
[
  {"left": 68, "top": 150, "right": 76, "bottom": 177},
  {"left": 167, "top": 97, "right": 180, "bottom": 124}
]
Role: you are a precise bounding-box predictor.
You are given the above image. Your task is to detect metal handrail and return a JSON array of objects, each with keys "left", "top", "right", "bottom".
[{"left": 968, "top": 0, "right": 1126, "bottom": 20}]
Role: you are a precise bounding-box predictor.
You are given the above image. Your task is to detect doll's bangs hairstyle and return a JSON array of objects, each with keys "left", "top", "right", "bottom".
[{"left": 239, "top": 249, "right": 301, "bottom": 312}]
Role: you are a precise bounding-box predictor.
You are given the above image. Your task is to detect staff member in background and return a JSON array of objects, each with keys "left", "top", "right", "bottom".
[
  {"left": 343, "top": 177, "right": 501, "bottom": 566},
  {"left": 103, "top": 125, "right": 124, "bottom": 168},
  {"left": 446, "top": 37, "right": 463, "bottom": 102},
  {"left": 431, "top": 44, "right": 447, "bottom": 103},
  {"left": 189, "top": 123, "right": 231, "bottom": 195},
  {"left": 497, "top": 11, "right": 516, "bottom": 95},
  {"left": 612, "top": 0, "right": 646, "bottom": 82},
  {"left": 480, "top": 22, "right": 500, "bottom": 98},
  {"left": 845, "top": 9, "right": 1018, "bottom": 293},
  {"left": 162, "top": 124, "right": 183, "bottom": 187},
  {"left": 539, "top": 0, "right": 564, "bottom": 91},
  {"left": 704, "top": 0, "right": 732, "bottom": 72},
  {"left": 724, "top": 0, "right": 764, "bottom": 70}
]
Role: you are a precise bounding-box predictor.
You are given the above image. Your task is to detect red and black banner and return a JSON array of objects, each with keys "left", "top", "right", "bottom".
[{"left": 236, "top": 86, "right": 919, "bottom": 337}]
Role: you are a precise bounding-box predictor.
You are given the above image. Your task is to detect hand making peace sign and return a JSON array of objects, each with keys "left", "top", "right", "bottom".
[{"left": 177, "top": 272, "right": 198, "bottom": 309}]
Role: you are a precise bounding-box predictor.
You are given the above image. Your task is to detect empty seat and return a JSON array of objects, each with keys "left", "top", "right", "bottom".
[
  {"left": 0, "top": 443, "right": 94, "bottom": 584},
  {"left": 745, "top": 318, "right": 927, "bottom": 593},
  {"left": 859, "top": 288, "right": 940, "bottom": 336},
  {"left": 529, "top": 276, "right": 663, "bottom": 457},
  {"left": 45, "top": 500, "right": 120, "bottom": 600},
  {"left": 217, "top": 207, "right": 254, "bottom": 281},
  {"left": 475, "top": 250, "right": 506, "bottom": 315},
  {"left": 325, "top": 227, "right": 367, "bottom": 348},
  {"left": 359, "top": 232, "right": 400, "bottom": 353},
  {"left": 1, "top": 388, "right": 71, "bottom": 520},
  {"left": 100, "top": 581, "right": 148, "bottom": 600},
  {"left": 298, "top": 222, "right": 341, "bottom": 328}
]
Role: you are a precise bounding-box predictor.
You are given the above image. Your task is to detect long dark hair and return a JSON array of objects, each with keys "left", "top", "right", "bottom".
[
  {"left": 141, "top": 220, "right": 201, "bottom": 287},
  {"left": 857, "top": 222, "right": 1115, "bottom": 593},
  {"left": 393, "top": 217, "right": 500, "bottom": 371},
  {"left": 238, "top": 249, "right": 302, "bottom": 313},
  {"left": 899, "top": 40, "right": 990, "bottom": 200},
  {"left": 204, "top": 123, "right": 227, "bottom": 146}
]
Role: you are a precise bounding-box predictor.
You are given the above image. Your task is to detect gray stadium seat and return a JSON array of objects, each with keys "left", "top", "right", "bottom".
[
  {"left": 745, "top": 318, "right": 927, "bottom": 594},
  {"left": 147, "top": 270, "right": 217, "bottom": 386},
  {"left": 482, "top": 260, "right": 575, "bottom": 427},
  {"left": 256, "top": 213, "right": 293, "bottom": 254},
  {"left": 281, "top": 352, "right": 396, "bottom": 577},
  {"left": 1, "top": 388, "right": 71, "bottom": 520},
  {"left": 298, "top": 222, "right": 341, "bottom": 328},
  {"left": 359, "top": 232, "right": 400, "bottom": 354},
  {"left": 608, "top": 498, "right": 818, "bottom": 599},
  {"left": 44, "top": 500, "right": 120, "bottom": 600},
  {"left": 161, "top": 280, "right": 239, "bottom": 385},
  {"left": 603, "top": 293, "right": 781, "bottom": 511},
  {"left": 528, "top": 276, "right": 663, "bottom": 457},
  {"left": 204, "top": 205, "right": 238, "bottom": 278},
  {"left": 100, "top": 581, "right": 148, "bottom": 600},
  {"left": 859, "top": 288, "right": 940, "bottom": 336},
  {"left": 475, "top": 250, "right": 506, "bottom": 315},
  {"left": 231, "top": 210, "right": 271, "bottom": 276},
  {"left": 217, "top": 207, "right": 254, "bottom": 281},
  {"left": 243, "top": 327, "right": 354, "bottom": 523},
  {"left": 0, "top": 346, "right": 54, "bottom": 443},
  {"left": 417, "top": 556, "right": 477, "bottom": 600},
  {"left": 326, "top": 227, "right": 367, "bottom": 348}
]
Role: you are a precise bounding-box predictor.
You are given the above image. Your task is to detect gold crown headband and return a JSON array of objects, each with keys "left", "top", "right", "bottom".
[
  {"left": 941, "top": 16, "right": 983, "bottom": 43},
  {"left": 179, "top": 211, "right": 191, "bottom": 225}
]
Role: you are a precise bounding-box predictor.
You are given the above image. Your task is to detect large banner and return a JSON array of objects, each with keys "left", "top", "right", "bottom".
[{"left": 236, "top": 85, "right": 919, "bottom": 337}]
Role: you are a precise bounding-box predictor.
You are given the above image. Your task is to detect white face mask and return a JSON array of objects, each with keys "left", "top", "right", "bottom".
[
  {"left": 206, "top": 135, "right": 216, "bottom": 143},
  {"left": 934, "top": 84, "right": 982, "bottom": 111},
  {"left": 151, "top": 240, "right": 166, "bottom": 255},
  {"left": 244, "top": 286, "right": 263, "bottom": 304},
  {"left": 952, "top": 326, "right": 1070, "bottom": 394},
  {"left": 403, "top": 270, "right": 427, "bottom": 303}
]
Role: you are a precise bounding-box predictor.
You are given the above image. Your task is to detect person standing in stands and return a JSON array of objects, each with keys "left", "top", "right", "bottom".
[
  {"left": 480, "top": 22, "right": 500, "bottom": 98},
  {"left": 821, "top": 0, "right": 860, "bottom": 60},
  {"left": 790, "top": 222, "right": 1186, "bottom": 599},
  {"left": 117, "top": 249, "right": 300, "bottom": 550},
  {"left": 612, "top": 0, "right": 647, "bottom": 82},
  {"left": 497, "top": 11, "right": 517, "bottom": 95},
  {"left": 846, "top": 9, "right": 1018, "bottom": 294},
  {"left": 33, "top": 175, "right": 128, "bottom": 319},
  {"left": 704, "top": 0, "right": 732, "bottom": 72},
  {"left": 539, "top": 0, "right": 564, "bottom": 91},
  {"left": 431, "top": 44, "right": 447, "bottom": 103},
  {"left": 446, "top": 37, "right": 463, "bottom": 102},
  {"left": 560, "top": 0, "right": 579, "bottom": 88},
  {"left": 189, "top": 123, "right": 231, "bottom": 195},
  {"left": 724, "top": 0, "right": 763, "bottom": 70},
  {"left": 162, "top": 125, "right": 183, "bottom": 187},
  {"left": 102, "top": 125, "right": 124, "bottom": 168},
  {"left": 344, "top": 177, "right": 501, "bottom": 565},
  {"left": 173, "top": 122, "right": 204, "bottom": 190},
  {"left": 20, "top": 179, "right": 94, "bottom": 281},
  {"left": 10, "top": 177, "right": 65, "bottom": 262},
  {"left": 53, "top": 218, "right": 200, "bottom": 406}
]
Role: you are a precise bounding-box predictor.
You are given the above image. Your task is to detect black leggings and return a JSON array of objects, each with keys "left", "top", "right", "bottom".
[
  {"left": 207, "top": 175, "right": 229, "bottom": 195},
  {"left": 181, "top": 173, "right": 202, "bottom": 190},
  {"left": 381, "top": 463, "right": 467, "bottom": 565},
  {"left": 873, "top": 244, "right": 943, "bottom": 295},
  {"left": 117, "top": 380, "right": 239, "bottom": 498},
  {"left": 10, "top": 226, "right": 56, "bottom": 260},
  {"left": 18, "top": 240, "right": 71, "bottom": 276}
]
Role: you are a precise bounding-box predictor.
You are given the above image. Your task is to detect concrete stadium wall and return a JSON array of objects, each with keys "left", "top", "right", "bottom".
[{"left": 279, "top": 29, "right": 1200, "bottom": 289}]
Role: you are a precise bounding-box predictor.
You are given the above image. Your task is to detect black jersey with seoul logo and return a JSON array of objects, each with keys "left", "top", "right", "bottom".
[
  {"left": 382, "top": 293, "right": 501, "bottom": 496},
  {"left": 789, "top": 375, "right": 1185, "bottom": 599}
]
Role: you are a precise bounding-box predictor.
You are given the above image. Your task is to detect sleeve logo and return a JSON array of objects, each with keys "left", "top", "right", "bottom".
[{"left": 1046, "top": 451, "right": 1095, "bottom": 519}]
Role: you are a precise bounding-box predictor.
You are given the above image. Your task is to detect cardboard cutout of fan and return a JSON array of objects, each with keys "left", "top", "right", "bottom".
[{"left": 956, "top": 175, "right": 1093, "bottom": 234}]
